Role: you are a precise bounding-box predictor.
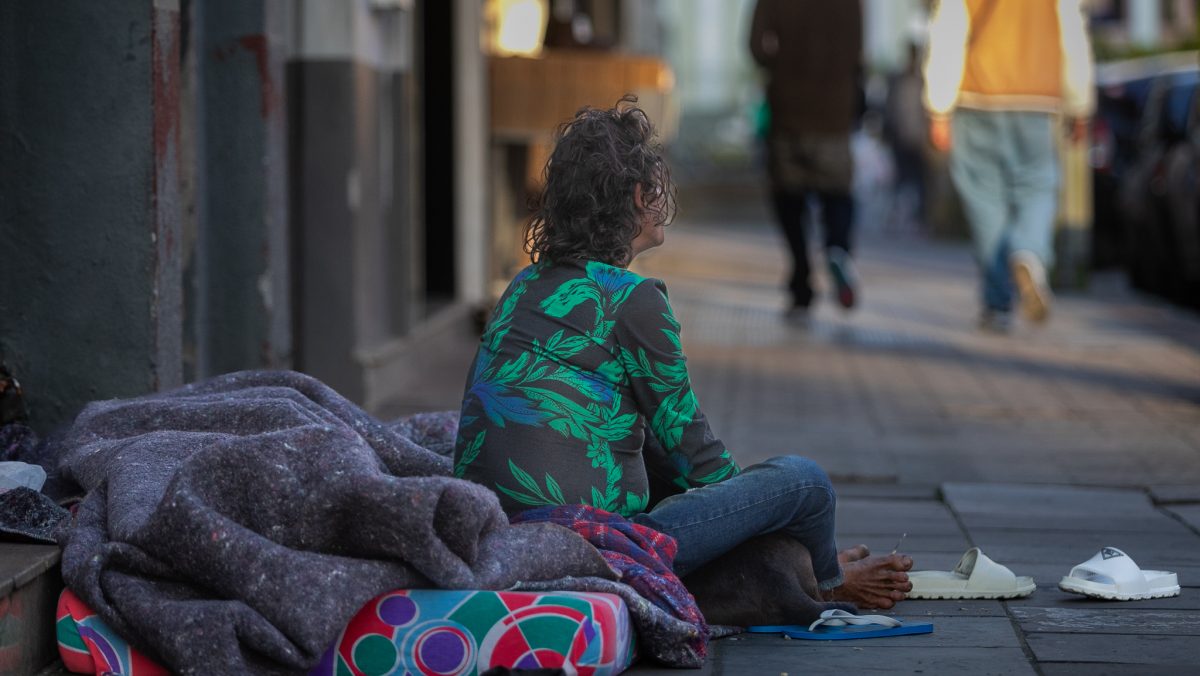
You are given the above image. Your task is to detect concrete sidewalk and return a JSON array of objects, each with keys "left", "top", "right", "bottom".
[
  {"left": 632, "top": 219, "right": 1200, "bottom": 489},
  {"left": 630, "top": 481, "right": 1200, "bottom": 675},
  {"left": 382, "top": 211, "right": 1200, "bottom": 674},
  {"left": 625, "top": 218, "right": 1200, "bottom": 674}
]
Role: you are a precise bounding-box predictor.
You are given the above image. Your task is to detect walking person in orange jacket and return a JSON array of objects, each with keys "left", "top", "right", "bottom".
[{"left": 924, "top": 0, "right": 1095, "bottom": 331}]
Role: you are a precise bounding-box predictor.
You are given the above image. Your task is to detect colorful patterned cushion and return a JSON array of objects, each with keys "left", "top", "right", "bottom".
[
  {"left": 56, "top": 588, "right": 168, "bottom": 676},
  {"left": 56, "top": 588, "right": 635, "bottom": 676}
]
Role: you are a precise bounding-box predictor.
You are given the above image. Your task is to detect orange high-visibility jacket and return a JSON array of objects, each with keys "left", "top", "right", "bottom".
[{"left": 923, "top": 0, "right": 1095, "bottom": 118}]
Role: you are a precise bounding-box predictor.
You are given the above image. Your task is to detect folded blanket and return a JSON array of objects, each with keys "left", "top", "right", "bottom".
[
  {"left": 51, "top": 370, "right": 617, "bottom": 674},
  {"left": 0, "top": 486, "right": 67, "bottom": 542},
  {"left": 513, "top": 505, "right": 709, "bottom": 667}
]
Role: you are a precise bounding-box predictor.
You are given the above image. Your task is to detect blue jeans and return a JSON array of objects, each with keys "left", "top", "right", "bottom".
[
  {"left": 983, "top": 239, "right": 1015, "bottom": 313},
  {"left": 950, "top": 109, "right": 1059, "bottom": 312},
  {"left": 631, "top": 455, "right": 843, "bottom": 589}
]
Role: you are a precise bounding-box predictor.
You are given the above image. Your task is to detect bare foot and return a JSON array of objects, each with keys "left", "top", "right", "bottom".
[
  {"left": 827, "top": 546, "right": 913, "bottom": 610},
  {"left": 838, "top": 544, "right": 870, "bottom": 565}
]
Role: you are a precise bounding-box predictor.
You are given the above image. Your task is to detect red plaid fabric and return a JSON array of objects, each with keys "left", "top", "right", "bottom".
[{"left": 512, "top": 504, "right": 708, "bottom": 659}]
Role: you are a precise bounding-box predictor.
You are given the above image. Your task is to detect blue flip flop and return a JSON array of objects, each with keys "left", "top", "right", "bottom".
[{"left": 747, "top": 610, "right": 934, "bottom": 641}]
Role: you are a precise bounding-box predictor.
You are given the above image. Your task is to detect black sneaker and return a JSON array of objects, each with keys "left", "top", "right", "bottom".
[{"left": 827, "top": 247, "right": 858, "bottom": 310}]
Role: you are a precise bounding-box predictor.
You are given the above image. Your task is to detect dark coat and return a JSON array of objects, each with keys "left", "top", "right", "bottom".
[{"left": 750, "top": 0, "right": 863, "bottom": 137}]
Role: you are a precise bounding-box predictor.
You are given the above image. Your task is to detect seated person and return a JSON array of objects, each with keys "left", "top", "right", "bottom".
[{"left": 452, "top": 96, "right": 911, "bottom": 612}]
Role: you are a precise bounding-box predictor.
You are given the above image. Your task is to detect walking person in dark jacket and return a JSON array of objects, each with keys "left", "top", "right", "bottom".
[{"left": 750, "top": 0, "right": 864, "bottom": 320}]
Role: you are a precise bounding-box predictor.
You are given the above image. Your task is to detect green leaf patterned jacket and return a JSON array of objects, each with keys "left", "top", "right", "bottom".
[{"left": 453, "top": 259, "right": 741, "bottom": 517}]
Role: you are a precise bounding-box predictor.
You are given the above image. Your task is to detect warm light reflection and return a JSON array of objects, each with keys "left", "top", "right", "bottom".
[
  {"left": 922, "top": 0, "right": 968, "bottom": 116},
  {"left": 494, "top": 0, "right": 547, "bottom": 57}
]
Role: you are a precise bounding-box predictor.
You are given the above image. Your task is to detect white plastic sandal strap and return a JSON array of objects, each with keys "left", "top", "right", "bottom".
[
  {"left": 807, "top": 609, "right": 903, "bottom": 632},
  {"left": 958, "top": 548, "right": 1019, "bottom": 589},
  {"left": 1067, "top": 547, "right": 1149, "bottom": 594}
]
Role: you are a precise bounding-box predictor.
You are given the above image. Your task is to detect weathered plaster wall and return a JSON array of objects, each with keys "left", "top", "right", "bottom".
[
  {"left": 198, "top": 0, "right": 291, "bottom": 376},
  {"left": 0, "top": 1, "right": 183, "bottom": 432}
]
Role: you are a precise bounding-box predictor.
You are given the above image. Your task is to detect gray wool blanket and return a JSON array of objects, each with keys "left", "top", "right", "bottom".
[{"left": 52, "top": 370, "right": 669, "bottom": 674}]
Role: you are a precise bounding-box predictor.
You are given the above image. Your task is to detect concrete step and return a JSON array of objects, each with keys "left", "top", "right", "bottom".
[{"left": 1, "top": 542, "right": 62, "bottom": 675}]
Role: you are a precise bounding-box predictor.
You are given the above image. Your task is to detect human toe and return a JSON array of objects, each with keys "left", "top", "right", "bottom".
[{"left": 839, "top": 544, "right": 871, "bottom": 563}]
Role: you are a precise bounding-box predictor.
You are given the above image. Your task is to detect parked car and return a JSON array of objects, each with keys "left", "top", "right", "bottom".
[
  {"left": 1112, "top": 58, "right": 1198, "bottom": 304},
  {"left": 1090, "top": 61, "right": 1161, "bottom": 269},
  {"left": 1161, "top": 70, "right": 1200, "bottom": 310}
]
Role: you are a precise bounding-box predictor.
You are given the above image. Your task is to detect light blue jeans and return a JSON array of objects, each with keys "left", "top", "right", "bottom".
[
  {"left": 632, "top": 455, "right": 843, "bottom": 589},
  {"left": 950, "top": 109, "right": 1059, "bottom": 311}
]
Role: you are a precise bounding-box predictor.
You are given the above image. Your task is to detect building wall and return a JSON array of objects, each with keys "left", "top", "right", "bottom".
[
  {"left": 1, "top": 0, "right": 293, "bottom": 432},
  {"left": 194, "top": 0, "right": 292, "bottom": 378},
  {"left": 0, "top": 0, "right": 184, "bottom": 432},
  {"left": 289, "top": 0, "right": 487, "bottom": 411},
  {"left": 454, "top": 0, "right": 490, "bottom": 308},
  {"left": 659, "top": 0, "right": 757, "bottom": 114},
  {"left": 0, "top": 0, "right": 484, "bottom": 430},
  {"left": 290, "top": 0, "right": 411, "bottom": 403}
]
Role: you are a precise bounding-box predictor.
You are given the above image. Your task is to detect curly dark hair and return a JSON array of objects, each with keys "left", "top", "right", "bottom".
[{"left": 525, "top": 95, "right": 676, "bottom": 266}]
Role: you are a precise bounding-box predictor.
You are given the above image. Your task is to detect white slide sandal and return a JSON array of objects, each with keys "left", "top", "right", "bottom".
[
  {"left": 1059, "top": 547, "right": 1181, "bottom": 601},
  {"left": 908, "top": 547, "right": 1036, "bottom": 600}
]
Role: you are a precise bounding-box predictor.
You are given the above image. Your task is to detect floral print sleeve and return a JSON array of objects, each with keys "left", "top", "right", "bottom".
[
  {"left": 615, "top": 280, "right": 740, "bottom": 489},
  {"left": 453, "top": 261, "right": 738, "bottom": 519}
]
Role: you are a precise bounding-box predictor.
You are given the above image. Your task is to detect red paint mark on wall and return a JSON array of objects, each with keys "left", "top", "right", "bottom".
[
  {"left": 151, "top": 11, "right": 181, "bottom": 174},
  {"left": 152, "top": 6, "right": 181, "bottom": 262},
  {"left": 215, "top": 34, "right": 276, "bottom": 119},
  {"left": 240, "top": 35, "right": 276, "bottom": 119}
]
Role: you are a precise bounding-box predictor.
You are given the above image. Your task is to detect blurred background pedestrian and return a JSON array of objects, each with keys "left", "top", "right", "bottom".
[
  {"left": 749, "top": 0, "right": 865, "bottom": 322},
  {"left": 923, "top": 0, "right": 1096, "bottom": 332},
  {"left": 884, "top": 41, "right": 929, "bottom": 234}
]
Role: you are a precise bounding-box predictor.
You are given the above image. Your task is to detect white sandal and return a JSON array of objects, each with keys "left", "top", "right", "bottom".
[
  {"left": 1059, "top": 547, "right": 1180, "bottom": 601},
  {"left": 908, "top": 547, "right": 1036, "bottom": 600}
]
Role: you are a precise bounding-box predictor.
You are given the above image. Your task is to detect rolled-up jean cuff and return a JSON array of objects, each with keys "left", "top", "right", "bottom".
[{"left": 818, "top": 570, "right": 844, "bottom": 591}]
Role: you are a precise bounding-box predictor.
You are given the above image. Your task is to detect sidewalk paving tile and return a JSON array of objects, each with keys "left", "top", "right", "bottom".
[
  {"left": 625, "top": 658, "right": 716, "bottom": 676},
  {"left": 832, "top": 484, "right": 941, "bottom": 500},
  {"left": 1024, "top": 633, "right": 1199, "bottom": 667},
  {"left": 1011, "top": 607, "right": 1200, "bottom": 635},
  {"left": 1165, "top": 504, "right": 1200, "bottom": 532},
  {"left": 1040, "top": 665, "right": 1195, "bottom": 676},
  {"left": 1149, "top": 485, "right": 1200, "bottom": 505},
  {"left": 947, "top": 512, "right": 1194, "bottom": 534},
  {"left": 942, "top": 483, "right": 1161, "bottom": 518},
  {"left": 712, "top": 643, "right": 1037, "bottom": 676},
  {"left": 836, "top": 498, "right": 963, "bottom": 535},
  {"left": 1009, "top": 588, "right": 1200, "bottom": 611},
  {"left": 719, "top": 617, "right": 1020, "bottom": 648},
  {"left": 892, "top": 599, "right": 1009, "bottom": 617},
  {"left": 964, "top": 528, "right": 1200, "bottom": 558}
]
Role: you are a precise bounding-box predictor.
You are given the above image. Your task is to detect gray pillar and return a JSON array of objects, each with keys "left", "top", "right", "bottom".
[
  {"left": 289, "top": 1, "right": 421, "bottom": 406},
  {"left": 194, "top": 0, "right": 292, "bottom": 376},
  {"left": 0, "top": 0, "right": 183, "bottom": 432}
]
